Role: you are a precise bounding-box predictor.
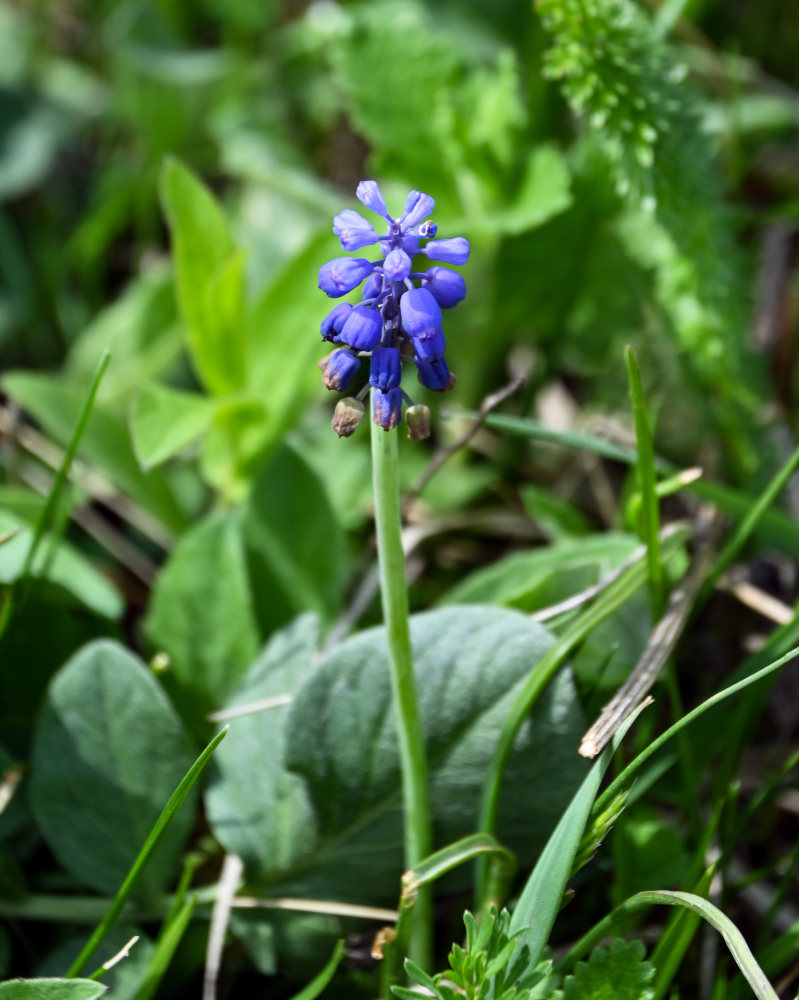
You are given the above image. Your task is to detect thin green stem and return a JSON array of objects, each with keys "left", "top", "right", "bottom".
[{"left": 370, "top": 410, "right": 432, "bottom": 973}]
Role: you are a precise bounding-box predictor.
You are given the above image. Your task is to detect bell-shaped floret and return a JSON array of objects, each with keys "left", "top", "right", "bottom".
[
  {"left": 422, "top": 267, "right": 466, "bottom": 308},
  {"left": 416, "top": 357, "right": 456, "bottom": 392},
  {"left": 383, "top": 248, "right": 412, "bottom": 282},
  {"left": 369, "top": 346, "right": 401, "bottom": 392},
  {"left": 417, "top": 220, "right": 437, "bottom": 239},
  {"left": 332, "top": 397, "right": 365, "bottom": 437},
  {"left": 340, "top": 304, "right": 382, "bottom": 351},
  {"left": 333, "top": 209, "right": 379, "bottom": 251},
  {"left": 362, "top": 272, "right": 384, "bottom": 300},
  {"left": 401, "top": 190, "right": 435, "bottom": 229},
  {"left": 318, "top": 257, "right": 374, "bottom": 297},
  {"left": 372, "top": 387, "right": 403, "bottom": 430},
  {"left": 320, "top": 302, "right": 353, "bottom": 341},
  {"left": 400, "top": 287, "right": 443, "bottom": 341},
  {"left": 411, "top": 329, "right": 446, "bottom": 362},
  {"left": 406, "top": 404, "right": 432, "bottom": 440},
  {"left": 356, "top": 180, "right": 389, "bottom": 219},
  {"left": 320, "top": 349, "right": 361, "bottom": 391},
  {"left": 423, "top": 237, "right": 470, "bottom": 266}
]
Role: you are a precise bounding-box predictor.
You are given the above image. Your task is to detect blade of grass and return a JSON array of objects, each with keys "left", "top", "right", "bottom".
[
  {"left": 507, "top": 702, "right": 650, "bottom": 976},
  {"left": 593, "top": 645, "right": 799, "bottom": 815},
  {"left": 702, "top": 439, "right": 799, "bottom": 600},
  {"left": 66, "top": 726, "right": 228, "bottom": 978},
  {"left": 133, "top": 896, "right": 197, "bottom": 1000},
  {"left": 454, "top": 410, "right": 799, "bottom": 559},
  {"left": 286, "top": 940, "right": 346, "bottom": 1000},
  {"left": 0, "top": 350, "right": 110, "bottom": 640},
  {"left": 475, "top": 526, "right": 689, "bottom": 907},
  {"left": 650, "top": 866, "right": 717, "bottom": 1000},
  {"left": 625, "top": 345, "right": 664, "bottom": 618}
]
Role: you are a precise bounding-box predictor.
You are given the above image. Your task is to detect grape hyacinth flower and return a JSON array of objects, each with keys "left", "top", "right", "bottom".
[{"left": 318, "top": 181, "right": 469, "bottom": 437}]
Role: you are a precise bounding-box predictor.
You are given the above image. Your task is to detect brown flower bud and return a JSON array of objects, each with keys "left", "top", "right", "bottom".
[
  {"left": 405, "top": 404, "right": 432, "bottom": 440},
  {"left": 331, "top": 397, "right": 365, "bottom": 437}
]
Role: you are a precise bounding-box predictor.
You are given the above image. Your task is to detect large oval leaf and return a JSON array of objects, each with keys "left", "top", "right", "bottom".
[
  {"left": 29, "top": 641, "right": 198, "bottom": 900},
  {"left": 267, "top": 606, "right": 589, "bottom": 901},
  {"left": 0, "top": 981, "right": 106, "bottom": 1000}
]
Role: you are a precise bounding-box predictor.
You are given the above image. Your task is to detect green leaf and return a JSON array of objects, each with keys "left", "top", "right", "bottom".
[
  {"left": 0, "top": 511, "right": 122, "bottom": 620},
  {"left": 0, "top": 980, "right": 106, "bottom": 1000},
  {"left": 630, "top": 892, "right": 778, "bottom": 1000},
  {"left": 495, "top": 146, "right": 572, "bottom": 236},
  {"left": 509, "top": 704, "right": 648, "bottom": 974},
  {"left": 159, "top": 157, "right": 244, "bottom": 395},
  {"left": 205, "top": 615, "right": 320, "bottom": 875},
  {"left": 130, "top": 383, "right": 216, "bottom": 470},
  {"left": 329, "top": 2, "right": 458, "bottom": 165},
  {"left": 66, "top": 268, "right": 181, "bottom": 409},
  {"left": 38, "top": 926, "right": 154, "bottom": 1000},
  {"left": 145, "top": 511, "right": 261, "bottom": 712},
  {"left": 441, "top": 532, "right": 639, "bottom": 611},
  {"left": 279, "top": 607, "right": 587, "bottom": 901},
  {"left": 1, "top": 372, "right": 186, "bottom": 536},
  {"left": 284, "top": 940, "right": 345, "bottom": 1000},
  {"left": 29, "top": 640, "right": 198, "bottom": 900},
  {"left": 557, "top": 939, "right": 654, "bottom": 1000},
  {"left": 243, "top": 444, "right": 348, "bottom": 625}
]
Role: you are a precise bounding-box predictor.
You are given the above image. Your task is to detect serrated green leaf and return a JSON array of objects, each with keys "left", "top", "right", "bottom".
[
  {"left": 130, "top": 383, "right": 216, "bottom": 469},
  {"left": 28, "top": 640, "right": 198, "bottom": 900},
  {"left": 559, "top": 939, "right": 654, "bottom": 1000}
]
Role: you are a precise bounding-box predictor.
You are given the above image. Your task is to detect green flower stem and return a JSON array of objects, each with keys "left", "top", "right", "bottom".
[{"left": 370, "top": 407, "right": 432, "bottom": 973}]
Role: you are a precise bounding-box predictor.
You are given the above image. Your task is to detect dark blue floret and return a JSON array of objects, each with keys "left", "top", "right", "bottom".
[
  {"left": 322, "top": 349, "right": 361, "bottom": 391},
  {"left": 423, "top": 267, "right": 466, "bottom": 308},
  {"left": 369, "top": 347, "right": 401, "bottom": 392},
  {"left": 400, "top": 287, "right": 443, "bottom": 340},
  {"left": 373, "top": 387, "right": 403, "bottom": 429},
  {"left": 321, "top": 302, "right": 353, "bottom": 341},
  {"left": 412, "top": 329, "right": 446, "bottom": 362},
  {"left": 340, "top": 305, "right": 382, "bottom": 351},
  {"left": 416, "top": 357, "right": 455, "bottom": 392},
  {"left": 317, "top": 180, "right": 469, "bottom": 436}
]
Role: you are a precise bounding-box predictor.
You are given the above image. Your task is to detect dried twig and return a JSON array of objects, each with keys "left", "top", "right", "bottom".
[
  {"left": 203, "top": 854, "right": 244, "bottom": 1000},
  {"left": 579, "top": 511, "right": 719, "bottom": 758},
  {"left": 208, "top": 694, "right": 293, "bottom": 723}
]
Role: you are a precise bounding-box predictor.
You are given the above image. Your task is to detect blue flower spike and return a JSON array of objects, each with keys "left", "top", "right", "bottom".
[{"left": 317, "top": 180, "right": 469, "bottom": 437}]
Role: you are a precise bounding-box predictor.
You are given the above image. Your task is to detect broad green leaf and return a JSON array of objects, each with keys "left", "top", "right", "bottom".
[
  {"left": 130, "top": 383, "right": 216, "bottom": 470},
  {"left": 0, "top": 980, "right": 106, "bottom": 1000},
  {"left": 243, "top": 444, "right": 348, "bottom": 626},
  {"left": 555, "top": 939, "right": 654, "bottom": 1000},
  {"left": 277, "top": 607, "right": 587, "bottom": 902},
  {"left": 494, "top": 145, "right": 572, "bottom": 236},
  {"left": 29, "top": 641, "right": 198, "bottom": 900},
  {"left": 2, "top": 372, "right": 186, "bottom": 536},
  {"left": 159, "top": 157, "right": 244, "bottom": 395},
  {"left": 145, "top": 511, "right": 261, "bottom": 711},
  {"left": 0, "top": 511, "right": 122, "bottom": 620},
  {"left": 65, "top": 268, "right": 181, "bottom": 409},
  {"left": 441, "top": 533, "right": 639, "bottom": 611},
  {"left": 205, "top": 615, "right": 320, "bottom": 874},
  {"left": 245, "top": 230, "right": 335, "bottom": 454}
]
